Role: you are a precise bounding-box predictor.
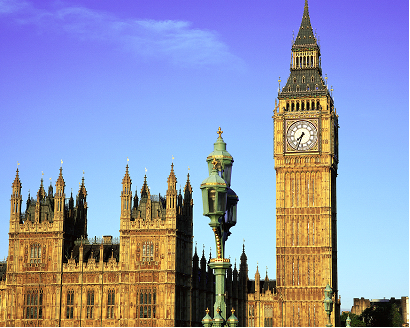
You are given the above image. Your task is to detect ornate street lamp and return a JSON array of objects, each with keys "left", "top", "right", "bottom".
[
  {"left": 324, "top": 283, "right": 334, "bottom": 327},
  {"left": 201, "top": 128, "right": 239, "bottom": 326},
  {"left": 346, "top": 314, "right": 351, "bottom": 327}
]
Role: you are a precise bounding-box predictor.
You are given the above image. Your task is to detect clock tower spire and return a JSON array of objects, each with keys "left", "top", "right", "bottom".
[{"left": 273, "top": 0, "right": 340, "bottom": 326}]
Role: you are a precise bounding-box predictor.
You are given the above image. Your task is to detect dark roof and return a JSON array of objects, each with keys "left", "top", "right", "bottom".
[
  {"left": 67, "top": 244, "right": 120, "bottom": 263},
  {"left": 279, "top": 68, "right": 328, "bottom": 99},
  {"left": 247, "top": 279, "right": 277, "bottom": 294},
  {"left": 293, "top": 0, "right": 318, "bottom": 49}
]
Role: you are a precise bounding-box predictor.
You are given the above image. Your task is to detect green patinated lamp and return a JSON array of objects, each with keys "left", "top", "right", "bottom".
[
  {"left": 200, "top": 127, "right": 239, "bottom": 326},
  {"left": 346, "top": 314, "right": 351, "bottom": 327},
  {"left": 324, "top": 283, "right": 333, "bottom": 327}
]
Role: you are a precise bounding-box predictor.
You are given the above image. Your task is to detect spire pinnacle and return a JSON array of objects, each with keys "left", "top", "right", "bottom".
[
  {"left": 167, "top": 162, "right": 177, "bottom": 191},
  {"left": 122, "top": 164, "right": 131, "bottom": 185},
  {"left": 293, "top": 0, "right": 317, "bottom": 48},
  {"left": 12, "top": 167, "right": 21, "bottom": 190}
]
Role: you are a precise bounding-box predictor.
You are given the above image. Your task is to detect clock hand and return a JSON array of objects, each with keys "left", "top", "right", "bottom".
[{"left": 296, "top": 132, "right": 305, "bottom": 149}]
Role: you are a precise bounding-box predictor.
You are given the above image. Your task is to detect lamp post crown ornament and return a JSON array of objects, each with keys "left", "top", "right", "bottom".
[{"left": 217, "top": 126, "right": 223, "bottom": 138}]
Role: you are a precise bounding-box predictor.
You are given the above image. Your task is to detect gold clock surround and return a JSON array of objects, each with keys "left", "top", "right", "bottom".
[{"left": 285, "top": 118, "right": 319, "bottom": 153}]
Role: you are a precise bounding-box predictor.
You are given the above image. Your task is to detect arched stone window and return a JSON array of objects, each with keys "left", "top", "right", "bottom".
[
  {"left": 107, "top": 289, "right": 115, "bottom": 319},
  {"left": 87, "top": 290, "right": 94, "bottom": 319},
  {"left": 138, "top": 288, "right": 156, "bottom": 319},
  {"left": 142, "top": 241, "right": 154, "bottom": 262},
  {"left": 24, "top": 289, "right": 43, "bottom": 319},
  {"left": 30, "top": 244, "right": 41, "bottom": 264},
  {"left": 66, "top": 290, "right": 74, "bottom": 319}
]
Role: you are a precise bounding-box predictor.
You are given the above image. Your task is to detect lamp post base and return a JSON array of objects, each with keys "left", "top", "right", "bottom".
[{"left": 209, "top": 258, "right": 231, "bottom": 321}]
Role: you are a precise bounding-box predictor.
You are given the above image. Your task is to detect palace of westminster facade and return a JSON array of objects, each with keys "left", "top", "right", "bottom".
[{"left": 0, "top": 1, "right": 341, "bottom": 326}]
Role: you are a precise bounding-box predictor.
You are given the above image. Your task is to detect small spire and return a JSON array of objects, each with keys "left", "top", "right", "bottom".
[
  {"left": 140, "top": 174, "right": 150, "bottom": 198},
  {"left": 167, "top": 162, "right": 177, "bottom": 191},
  {"left": 184, "top": 169, "right": 192, "bottom": 195},
  {"left": 293, "top": 0, "right": 317, "bottom": 47},
  {"left": 12, "top": 166, "right": 22, "bottom": 191}
]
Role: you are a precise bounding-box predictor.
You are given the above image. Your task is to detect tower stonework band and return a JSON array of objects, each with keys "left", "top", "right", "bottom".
[{"left": 0, "top": 1, "right": 340, "bottom": 327}]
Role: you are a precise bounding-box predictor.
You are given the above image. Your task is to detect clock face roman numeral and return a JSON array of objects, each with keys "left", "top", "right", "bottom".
[{"left": 286, "top": 120, "right": 318, "bottom": 151}]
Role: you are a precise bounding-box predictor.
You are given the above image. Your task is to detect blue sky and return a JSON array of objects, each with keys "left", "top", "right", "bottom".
[{"left": 0, "top": 0, "right": 408, "bottom": 311}]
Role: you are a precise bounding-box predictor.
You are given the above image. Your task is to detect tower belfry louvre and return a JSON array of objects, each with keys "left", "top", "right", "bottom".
[{"left": 273, "top": 0, "right": 340, "bottom": 326}]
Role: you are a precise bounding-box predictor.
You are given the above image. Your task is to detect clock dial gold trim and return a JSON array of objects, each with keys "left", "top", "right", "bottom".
[{"left": 286, "top": 120, "right": 318, "bottom": 152}]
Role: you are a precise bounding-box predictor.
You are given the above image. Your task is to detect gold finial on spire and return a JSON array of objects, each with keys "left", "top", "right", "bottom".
[
  {"left": 172, "top": 155, "right": 174, "bottom": 162},
  {"left": 231, "top": 308, "right": 236, "bottom": 315},
  {"left": 217, "top": 126, "right": 223, "bottom": 138},
  {"left": 278, "top": 76, "right": 281, "bottom": 91},
  {"left": 145, "top": 167, "right": 147, "bottom": 174},
  {"left": 42, "top": 171, "right": 44, "bottom": 177},
  {"left": 61, "top": 159, "right": 63, "bottom": 167},
  {"left": 17, "top": 161, "right": 20, "bottom": 168},
  {"left": 205, "top": 308, "right": 210, "bottom": 315},
  {"left": 127, "top": 157, "right": 129, "bottom": 163},
  {"left": 211, "top": 157, "right": 218, "bottom": 169}
]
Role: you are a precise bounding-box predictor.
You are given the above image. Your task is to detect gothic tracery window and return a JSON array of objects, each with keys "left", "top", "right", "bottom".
[
  {"left": 66, "top": 289, "right": 74, "bottom": 319},
  {"left": 24, "top": 289, "right": 43, "bottom": 319},
  {"left": 142, "top": 241, "right": 154, "bottom": 262},
  {"left": 138, "top": 288, "right": 156, "bottom": 319},
  {"left": 86, "top": 290, "right": 94, "bottom": 319},
  {"left": 30, "top": 243, "right": 41, "bottom": 263},
  {"left": 107, "top": 289, "right": 115, "bottom": 319}
]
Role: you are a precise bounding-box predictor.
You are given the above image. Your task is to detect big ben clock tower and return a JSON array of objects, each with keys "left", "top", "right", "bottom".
[{"left": 273, "top": 1, "right": 340, "bottom": 326}]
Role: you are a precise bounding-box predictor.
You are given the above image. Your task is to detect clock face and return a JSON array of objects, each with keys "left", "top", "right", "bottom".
[{"left": 287, "top": 120, "right": 318, "bottom": 151}]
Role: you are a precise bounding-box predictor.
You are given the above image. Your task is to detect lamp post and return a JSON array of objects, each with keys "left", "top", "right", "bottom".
[
  {"left": 324, "top": 283, "right": 334, "bottom": 327},
  {"left": 200, "top": 128, "right": 238, "bottom": 326},
  {"left": 346, "top": 314, "right": 351, "bottom": 327}
]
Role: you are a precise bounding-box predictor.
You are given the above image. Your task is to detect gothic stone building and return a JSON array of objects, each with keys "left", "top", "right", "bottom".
[
  {"left": 0, "top": 163, "right": 197, "bottom": 327},
  {"left": 0, "top": 163, "right": 252, "bottom": 327},
  {"left": 0, "top": 1, "right": 340, "bottom": 326}
]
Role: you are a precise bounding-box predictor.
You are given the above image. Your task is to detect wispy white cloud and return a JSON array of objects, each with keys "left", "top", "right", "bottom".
[{"left": 1, "top": 1, "right": 244, "bottom": 69}]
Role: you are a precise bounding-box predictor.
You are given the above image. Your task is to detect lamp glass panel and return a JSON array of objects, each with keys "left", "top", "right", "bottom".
[
  {"left": 217, "top": 192, "right": 226, "bottom": 213},
  {"left": 223, "top": 164, "right": 232, "bottom": 186},
  {"left": 208, "top": 189, "right": 216, "bottom": 213}
]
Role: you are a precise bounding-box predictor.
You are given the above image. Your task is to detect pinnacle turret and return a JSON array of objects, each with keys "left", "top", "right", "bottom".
[
  {"left": 12, "top": 168, "right": 21, "bottom": 193},
  {"left": 37, "top": 177, "right": 46, "bottom": 201},
  {"left": 167, "top": 163, "right": 177, "bottom": 191},
  {"left": 140, "top": 175, "right": 150, "bottom": 199}
]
